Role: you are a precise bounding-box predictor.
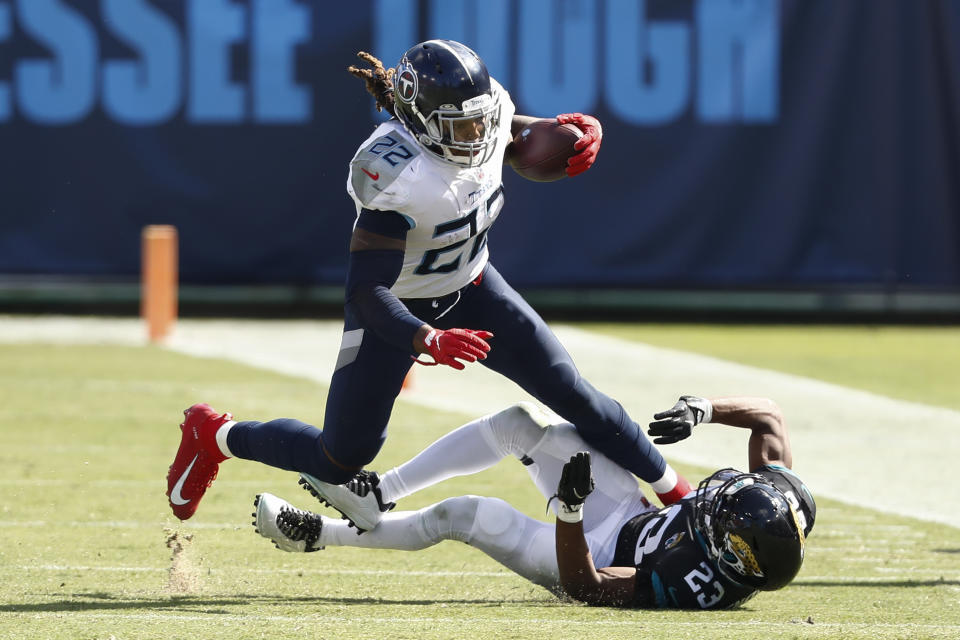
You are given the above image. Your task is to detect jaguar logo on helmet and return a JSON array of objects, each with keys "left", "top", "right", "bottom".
[
  {"left": 395, "top": 63, "right": 418, "bottom": 104},
  {"left": 727, "top": 533, "right": 763, "bottom": 577}
]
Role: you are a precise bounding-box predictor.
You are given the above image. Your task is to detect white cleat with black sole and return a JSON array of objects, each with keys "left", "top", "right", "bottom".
[
  {"left": 298, "top": 470, "right": 394, "bottom": 533},
  {"left": 252, "top": 493, "right": 325, "bottom": 553}
]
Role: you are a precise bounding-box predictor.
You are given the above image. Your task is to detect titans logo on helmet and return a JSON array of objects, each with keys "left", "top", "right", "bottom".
[{"left": 395, "top": 64, "right": 418, "bottom": 103}]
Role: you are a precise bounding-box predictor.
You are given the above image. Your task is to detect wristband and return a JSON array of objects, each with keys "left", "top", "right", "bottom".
[
  {"left": 680, "top": 395, "right": 713, "bottom": 425},
  {"left": 691, "top": 397, "right": 713, "bottom": 424},
  {"left": 557, "top": 502, "right": 584, "bottom": 524}
]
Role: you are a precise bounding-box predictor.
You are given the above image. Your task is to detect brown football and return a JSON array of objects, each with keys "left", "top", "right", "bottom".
[{"left": 508, "top": 120, "right": 583, "bottom": 182}]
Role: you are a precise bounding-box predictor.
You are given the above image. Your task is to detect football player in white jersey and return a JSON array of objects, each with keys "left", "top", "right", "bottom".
[
  {"left": 165, "top": 40, "right": 690, "bottom": 527},
  {"left": 251, "top": 395, "right": 815, "bottom": 609}
]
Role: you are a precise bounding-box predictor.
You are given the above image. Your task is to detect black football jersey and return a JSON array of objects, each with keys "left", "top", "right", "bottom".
[
  {"left": 609, "top": 466, "right": 814, "bottom": 609},
  {"left": 610, "top": 499, "right": 758, "bottom": 609}
]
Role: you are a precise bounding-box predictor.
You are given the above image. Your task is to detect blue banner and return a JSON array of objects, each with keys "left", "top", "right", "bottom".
[{"left": 1, "top": 0, "right": 958, "bottom": 290}]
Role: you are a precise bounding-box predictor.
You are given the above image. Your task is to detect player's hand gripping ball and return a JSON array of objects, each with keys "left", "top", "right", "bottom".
[
  {"left": 508, "top": 119, "right": 585, "bottom": 182},
  {"left": 557, "top": 113, "right": 603, "bottom": 177}
]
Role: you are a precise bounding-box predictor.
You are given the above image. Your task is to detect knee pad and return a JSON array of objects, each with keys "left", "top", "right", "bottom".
[
  {"left": 484, "top": 403, "right": 558, "bottom": 458},
  {"left": 421, "top": 496, "right": 482, "bottom": 543},
  {"left": 426, "top": 495, "right": 525, "bottom": 551},
  {"left": 513, "top": 401, "right": 558, "bottom": 428},
  {"left": 470, "top": 496, "right": 525, "bottom": 552}
]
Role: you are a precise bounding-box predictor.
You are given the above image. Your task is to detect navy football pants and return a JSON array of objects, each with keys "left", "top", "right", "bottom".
[{"left": 227, "top": 264, "right": 666, "bottom": 485}]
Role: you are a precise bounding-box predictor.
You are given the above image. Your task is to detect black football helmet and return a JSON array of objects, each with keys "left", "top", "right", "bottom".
[
  {"left": 694, "top": 469, "right": 805, "bottom": 591},
  {"left": 392, "top": 39, "right": 502, "bottom": 167}
]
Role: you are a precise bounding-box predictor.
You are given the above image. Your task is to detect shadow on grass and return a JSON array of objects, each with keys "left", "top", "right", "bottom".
[
  {"left": 0, "top": 591, "right": 554, "bottom": 614},
  {"left": 794, "top": 579, "right": 960, "bottom": 588}
]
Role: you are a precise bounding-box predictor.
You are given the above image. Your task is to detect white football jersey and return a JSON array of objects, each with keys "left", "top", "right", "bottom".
[{"left": 346, "top": 81, "right": 516, "bottom": 299}]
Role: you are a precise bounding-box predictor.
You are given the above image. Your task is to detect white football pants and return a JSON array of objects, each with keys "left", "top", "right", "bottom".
[{"left": 316, "top": 403, "right": 655, "bottom": 590}]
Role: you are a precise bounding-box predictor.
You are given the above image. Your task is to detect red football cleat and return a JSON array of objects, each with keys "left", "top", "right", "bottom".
[
  {"left": 166, "top": 403, "right": 233, "bottom": 520},
  {"left": 656, "top": 474, "right": 693, "bottom": 506}
]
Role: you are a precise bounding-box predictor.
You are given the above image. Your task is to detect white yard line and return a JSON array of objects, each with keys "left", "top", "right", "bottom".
[{"left": 3, "top": 315, "right": 958, "bottom": 529}]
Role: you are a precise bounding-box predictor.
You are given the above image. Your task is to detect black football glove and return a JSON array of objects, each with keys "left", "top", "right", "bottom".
[
  {"left": 647, "top": 396, "right": 713, "bottom": 444},
  {"left": 554, "top": 452, "right": 595, "bottom": 523}
]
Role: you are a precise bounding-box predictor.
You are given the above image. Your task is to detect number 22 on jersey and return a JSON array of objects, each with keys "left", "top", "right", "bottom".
[{"left": 414, "top": 186, "right": 503, "bottom": 276}]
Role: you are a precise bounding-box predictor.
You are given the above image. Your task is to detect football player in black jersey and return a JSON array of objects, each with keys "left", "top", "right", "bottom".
[
  {"left": 556, "top": 395, "right": 814, "bottom": 607},
  {"left": 251, "top": 396, "right": 814, "bottom": 609}
]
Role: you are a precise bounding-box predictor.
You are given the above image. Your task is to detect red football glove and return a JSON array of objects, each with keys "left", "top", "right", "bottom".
[
  {"left": 556, "top": 113, "right": 603, "bottom": 177},
  {"left": 416, "top": 328, "right": 493, "bottom": 370}
]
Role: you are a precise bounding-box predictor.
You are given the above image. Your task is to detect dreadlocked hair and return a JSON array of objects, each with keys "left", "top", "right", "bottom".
[{"left": 348, "top": 51, "right": 396, "bottom": 116}]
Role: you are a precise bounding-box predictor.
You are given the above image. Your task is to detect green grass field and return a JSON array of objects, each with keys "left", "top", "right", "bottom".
[{"left": 1, "top": 325, "right": 959, "bottom": 639}]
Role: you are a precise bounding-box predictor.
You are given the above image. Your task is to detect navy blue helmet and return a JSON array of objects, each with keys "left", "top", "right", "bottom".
[
  {"left": 694, "top": 469, "right": 806, "bottom": 591},
  {"left": 392, "top": 40, "right": 502, "bottom": 166}
]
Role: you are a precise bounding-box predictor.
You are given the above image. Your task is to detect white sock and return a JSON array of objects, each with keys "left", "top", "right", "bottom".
[
  {"left": 649, "top": 464, "right": 678, "bottom": 494},
  {"left": 215, "top": 420, "right": 236, "bottom": 458}
]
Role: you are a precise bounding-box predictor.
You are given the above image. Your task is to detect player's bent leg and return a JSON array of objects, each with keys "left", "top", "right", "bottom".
[
  {"left": 525, "top": 422, "right": 653, "bottom": 531},
  {"left": 481, "top": 401, "right": 555, "bottom": 458},
  {"left": 224, "top": 417, "right": 357, "bottom": 485},
  {"left": 376, "top": 402, "right": 552, "bottom": 505},
  {"left": 319, "top": 325, "right": 412, "bottom": 473},
  {"left": 314, "top": 494, "right": 563, "bottom": 592},
  {"left": 222, "top": 359, "right": 405, "bottom": 488},
  {"left": 454, "top": 265, "right": 691, "bottom": 503},
  {"left": 465, "top": 496, "right": 561, "bottom": 591},
  {"left": 312, "top": 497, "right": 483, "bottom": 551},
  {"left": 532, "top": 366, "right": 665, "bottom": 478},
  {"left": 299, "top": 317, "right": 415, "bottom": 529},
  {"left": 226, "top": 317, "right": 413, "bottom": 529},
  {"left": 407, "top": 494, "right": 561, "bottom": 592}
]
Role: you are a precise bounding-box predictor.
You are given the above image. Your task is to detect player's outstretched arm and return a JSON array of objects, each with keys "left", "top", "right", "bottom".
[
  {"left": 648, "top": 396, "right": 792, "bottom": 471},
  {"left": 709, "top": 397, "right": 792, "bottom": 471},
  {"left": 554, "top": 453, "right": 636, "bottom": 606}
]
